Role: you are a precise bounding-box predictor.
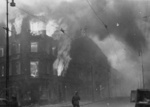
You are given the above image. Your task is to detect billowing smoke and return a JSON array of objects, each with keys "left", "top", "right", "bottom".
[
  {"left": 89, "top": 0, "right": 150, "bottom": 96},
  {"left": 1, "top": 0, "right": 150, "bottom": 96},
  {"left": 91, "top": 35, "right": 143, "bottom": 96}
]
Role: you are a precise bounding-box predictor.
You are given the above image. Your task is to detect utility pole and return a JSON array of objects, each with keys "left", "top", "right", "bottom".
[
  {"left": 6, "top": 0, "right": 9, "bottom": 99},
  {"left": 5, "top": 0, "right": 15, "bottom": 99}
]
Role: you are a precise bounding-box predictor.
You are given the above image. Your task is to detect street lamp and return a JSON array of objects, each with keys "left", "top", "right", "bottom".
[
  {"left": 10, "top": 0, "right": 16, "bottom": 7},
  {"left": 6, "top": 0, "right": 16, "bottom": 99}
]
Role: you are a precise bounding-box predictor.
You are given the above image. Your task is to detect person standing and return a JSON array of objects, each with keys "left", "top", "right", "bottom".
[{"left": 72, "top": 91, "right": 80, "bottom": 107}]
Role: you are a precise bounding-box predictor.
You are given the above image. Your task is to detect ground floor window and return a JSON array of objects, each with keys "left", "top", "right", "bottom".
[{"left": 30, "top": 61, "right": 39, "bottom": 77}]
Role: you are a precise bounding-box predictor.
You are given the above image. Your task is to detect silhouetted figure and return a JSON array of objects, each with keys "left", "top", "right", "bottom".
[{"left": 72, "top": 91, "right": 80, "bottom": 107}]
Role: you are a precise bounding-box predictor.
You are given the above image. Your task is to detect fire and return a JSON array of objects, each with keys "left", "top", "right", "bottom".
[
  {"left": 53, "top": 59, "right": 64, "bottom": 76},
  {"left": 46, "top": 20, "right": 58, "bottom": 37},
  {"left": 52, "top": 29, "right": 71, "bottom": 76},
  {"left": 30, "top": 19, "right": 46, "bottom": 35},
  {"left": 29, "top": 18, "right": 71, "bottom": 76},
  {"left": 13, "top": 13, "right": 24, "bottom": 34},
  {"left": 30, "top": 61, "right": 39, "bottom": 77}
]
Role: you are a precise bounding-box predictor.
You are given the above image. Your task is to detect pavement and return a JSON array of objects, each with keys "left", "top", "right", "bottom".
[{"left": 24, "top": 97, "right": 135, "bottom": 107}]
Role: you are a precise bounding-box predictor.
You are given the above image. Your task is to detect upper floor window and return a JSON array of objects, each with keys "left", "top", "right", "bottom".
[
  {"left": 30, "top": 61, "right": 39, "bottom": 77},
  {"left": 11, "top": 61, "right": 21, "bottom": 75},
  {"left": 11, "top": 43, "right": 20, "bottom": 54},
  {"left": 31, "top": 42, "right": 38, "bottom": 52},
  {"left": 0, "top": 48, "right": 4, "bottom": 57},
  {"left": 2, "top": 66, "right": 4, "bottom": 76}
]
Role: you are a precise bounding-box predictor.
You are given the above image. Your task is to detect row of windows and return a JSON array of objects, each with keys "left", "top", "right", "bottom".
[
  {"left": 0, "top": 61, "right": 51, "bottom": 78},
  {"left": 0, "top": 42, "right": 57, "bottom": 57},
  {"left": 0, "top": 42, "right": 37, "bottom": 57}
]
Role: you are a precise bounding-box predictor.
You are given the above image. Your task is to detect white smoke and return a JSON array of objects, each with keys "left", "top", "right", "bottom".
[
  {"left": 13, "top": 13, "right": 24, "bottom": 34},
  {"left": 52, "top": 29, "right": 71, "bottom": 76},
  {"left": 91, "top": 35, "right": 142, "bottom": 96}
]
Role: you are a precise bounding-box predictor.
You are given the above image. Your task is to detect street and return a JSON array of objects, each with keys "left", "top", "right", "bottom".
[{"left": 41, "top": 97, "right": 135, "bottom": 107}]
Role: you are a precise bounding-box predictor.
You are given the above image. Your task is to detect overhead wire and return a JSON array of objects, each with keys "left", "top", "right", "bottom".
[
  {"left": 85, "top": 0, "right": 125, "bottom": 71},
  {"left": 85, "top": 0, "right": 109, "bottom": 33}
]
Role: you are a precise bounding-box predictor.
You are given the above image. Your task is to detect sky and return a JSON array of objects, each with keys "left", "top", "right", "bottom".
[{"left": 1, "top": 0, "right": 150, "bottom": 96}]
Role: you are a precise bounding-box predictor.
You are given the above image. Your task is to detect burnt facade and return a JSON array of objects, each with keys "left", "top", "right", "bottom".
[{"left": 0, "top": 20, "right": 59, "bottom": 105}]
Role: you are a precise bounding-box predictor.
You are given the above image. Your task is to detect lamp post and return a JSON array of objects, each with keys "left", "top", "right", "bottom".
[{"left": 5, "top": 0, "right": 15, "bottom": 99}]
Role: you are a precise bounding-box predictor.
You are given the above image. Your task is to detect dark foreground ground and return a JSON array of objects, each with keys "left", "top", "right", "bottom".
[{"left": 39, "top": 97, "right": 135, "bottom": 107}]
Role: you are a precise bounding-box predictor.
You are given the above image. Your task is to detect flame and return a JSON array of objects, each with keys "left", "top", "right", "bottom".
[
  {"left": 29, "top": 18, "right": 71, "bottom": 76},
  {"left": 8, "top": 23, "right": 12, "bottom": 37},
  {"left": 30, "top": 19, "right": 46, "bottom": 35},
  {"left": 13, "top": 13, "right": 24, "bottom": 34},
  {"left": 53, "top": 59, "right": 64, "bottom": 76},
  {"left": 46, "top": 20, "right": 58, "bottom": 37},
  {"left": 30, "top": 61, "right": 39, "bottom": 77},
  {"left": 29, "top": 19, "right": 59, "bottom": 37},
  {"left": 51, "top": 22, "right": 71, "bottom": 76}
]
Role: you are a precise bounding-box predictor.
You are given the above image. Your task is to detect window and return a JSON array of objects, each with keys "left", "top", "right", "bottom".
[
  {"left": 30, "top": 61, "right": 39, "bottom": 77},
  {"left": 16, "top": 61, "right": 21, "bottom": 74},
  {"left": 31, "top": 42, "right": 38, "bottom": 52},
  {"left": 16, "top": 43, "right": 20, "bottom": 54},
  {"left": 11, "top": 43, "right": 20, "bottom": 54},
  {"left": 0, "top": 48, "right": 4, "bottom": 57},
  {"left": 11, "top": 61, "right": 21, "bottom": 75},
  {"left": 47, "top": 63, "right": 52, "bottom": 74},
  {"left": 1, "top": 66, "right": 4, "bottom": 77}
]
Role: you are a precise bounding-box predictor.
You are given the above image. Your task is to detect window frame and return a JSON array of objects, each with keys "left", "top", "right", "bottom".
[{"left": 30, "top": 61, "right": 39, "bottom": 77}]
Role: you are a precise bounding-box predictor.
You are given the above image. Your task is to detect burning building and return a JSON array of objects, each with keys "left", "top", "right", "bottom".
[
  {"left": 0, "top": 16, "right": 60, "bottom": 105},
  {"left": 0, "top": 13, "right": 111, "bottom": 105}
]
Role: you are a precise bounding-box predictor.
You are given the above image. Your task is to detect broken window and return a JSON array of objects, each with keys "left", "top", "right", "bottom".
[
  {"left": 31, "top": 42, "right": 38, "bottom": 52},
  {"left": 30, "top": 61, "right": 39, "bottom": 77}
]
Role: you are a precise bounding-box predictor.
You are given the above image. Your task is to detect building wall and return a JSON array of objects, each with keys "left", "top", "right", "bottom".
[{"left": 0, "top": 26, "right": 58, "bottom": 105}]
